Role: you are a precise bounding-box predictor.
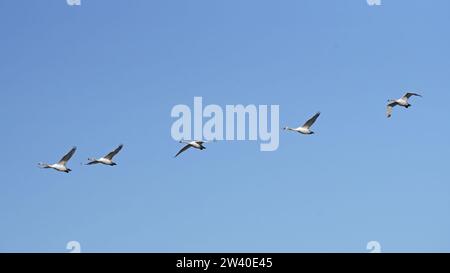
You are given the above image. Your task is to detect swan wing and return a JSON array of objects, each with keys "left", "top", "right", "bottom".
[
  {"left": 58, "top": 147, "right": 77, "bottom": 165},
  {"left": 175, "top": 144, "right": 192, "bottom": 158},
  {"left": 386, "top": 101, "right": 398, "bottom": 118},
  {"left": 104, "top": 144, "right": 124, "bottom": 160},
  {"left": 302, "top": 112, "right": 321, "bottom": 129},
  {"left": 402, "top": 92, "right": 422, "bottom": 99}
]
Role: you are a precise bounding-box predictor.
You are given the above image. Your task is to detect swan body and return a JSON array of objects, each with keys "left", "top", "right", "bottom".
[
  {"left": 175, "top": 140, "right": 208, "bottom": 158},
  {"left": 38, "top": 147, "right": 77, "bottom": 173},
  {"left": 284, "top": 112, "right": 321, "bottom": 135},
  {"left": 86, "top": 144, "right": 123, "bottom": 166},
  {"left": 387, "top": 92, "right": 422, "bottom": 118}
]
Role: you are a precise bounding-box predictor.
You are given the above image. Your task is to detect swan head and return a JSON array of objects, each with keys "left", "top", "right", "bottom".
[{"left": 38, "top": 163, "right": 49, "bottom": 168}]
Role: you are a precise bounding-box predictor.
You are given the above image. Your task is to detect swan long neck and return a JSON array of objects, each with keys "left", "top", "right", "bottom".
[{"left": 38, "top": 163, "right": 49, "bottom": 168}]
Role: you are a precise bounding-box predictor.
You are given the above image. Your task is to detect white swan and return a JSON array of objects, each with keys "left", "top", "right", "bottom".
[
  {"left": 387, "top": 92, "right": 422, "bottom": 118},
  {"left": 86, "top": 144, "right": 123, "bottom": 166},
  {"left": 174, "top": 140, "right": 208, "bottom": 158},
  {"left": 38, "top": 147, "right": 77, "bottom": 173},
  {"left": 283, "top": 112, "right": 321, "bottom": 135}
]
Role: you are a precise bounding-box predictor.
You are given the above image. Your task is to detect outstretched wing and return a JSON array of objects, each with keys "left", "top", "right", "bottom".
[
  {"left": 386, "top": 105, "right": 393, "bottom": 118},
  {"left": 402, "top": 92, "right": 422, "bottom": 99},
  {"left": 302, "top": 112, "right": 321, "bottom": 129},
  {"left": 174, "top": 144, "right": 191, "bottom": 158},
  {"left": 86, "top": 161, "right": 99, "bottom": 165},
  {"left": 58, "top": 147, "right": 77, "bottom": 165},
  {"left": 386, "top": 101, "right": 398, "bottom": 118},
  {"left": 104, "top": 144, "right": 124, "bottom": 160}
]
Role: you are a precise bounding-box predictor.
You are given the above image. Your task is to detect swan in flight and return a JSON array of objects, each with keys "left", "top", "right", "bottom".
[
  {"left": 38, "top": 147, "right": 77, "bottom": 173},
  {"left": 283, "top": 112, "right": 321, "bottom": 135},
  {"left": 387, "top": 92, "right": 422, "bottom": 118},
  {"left": 86, "top": 144, "right": 123, "bottom": 166},
  {"left": 174, "top": 140, "right": 208, "bottom": 158}
]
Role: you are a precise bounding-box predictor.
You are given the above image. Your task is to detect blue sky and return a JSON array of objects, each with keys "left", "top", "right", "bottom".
[{"left": 0, "top": 0, "right": 449, "bottom": 253}]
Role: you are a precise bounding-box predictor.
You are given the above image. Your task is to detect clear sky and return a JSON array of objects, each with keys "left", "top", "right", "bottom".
[{"left": 0, "top": 0, "right": 449, "bottom": 253}]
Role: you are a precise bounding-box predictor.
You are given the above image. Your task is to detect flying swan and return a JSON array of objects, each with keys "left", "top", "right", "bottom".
[
  {"left": 38, "top": 147, "right": 77, "bottom": 173},
  {"left": 283, "top": 112, "right": 321, "bottom": 135},
  {"left": 174, "top": 140, "right": 209, "bottom": 158},
  {"left": 387, "top": 92, "right": 422, "bottom": 118},
  {"left": 86, "top": 144, "right": 124, "bottom": 166}
]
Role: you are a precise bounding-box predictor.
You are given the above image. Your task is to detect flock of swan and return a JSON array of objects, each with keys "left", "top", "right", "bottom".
[
  {"left": 38, "top": 91, "right": 421, "bottom": 172},
  {"left": 38, "top": 145, "right": 124, "bottom": 173}
]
